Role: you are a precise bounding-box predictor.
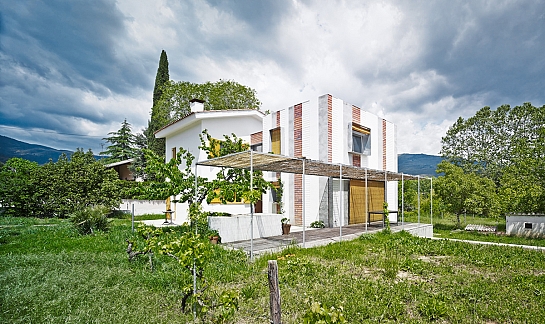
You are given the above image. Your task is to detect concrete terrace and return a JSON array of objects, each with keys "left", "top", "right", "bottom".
[{"left": 224, "top": 222, "right": 432, "bottom": 256}]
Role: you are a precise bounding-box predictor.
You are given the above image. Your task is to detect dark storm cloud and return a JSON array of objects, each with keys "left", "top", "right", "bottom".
[{"left": 382, "top": 1, "right": 545, "bottom": 116}]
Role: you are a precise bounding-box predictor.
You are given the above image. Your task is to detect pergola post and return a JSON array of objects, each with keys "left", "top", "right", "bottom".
[
  {"left": 430, "top": 177, "right": 433, "bottom": 225},
  {"left": 384, "top": 171, "right": 387, "bottom": 229},
  {"left": 417, "top": 175, "right": 421, "bottom": 224},
  {"left": 365, "top": 168, "right": 368, "bottom": 233},
  {"left": 339, "top": 164, "right": 343, "bottom": 241},
  {"left": 302, "top": 158, "right": 306, "bottom": 247},
  {"left": 250, "top": 150, "right": 254, "bottom": 261},
  {"left": 401, "top": 173, "right": 404, "bottom": 230},
  {"left": 193, "top": 164, "right": 198, "bottom": 321}
]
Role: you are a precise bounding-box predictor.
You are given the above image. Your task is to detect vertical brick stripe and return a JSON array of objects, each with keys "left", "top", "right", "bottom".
[
  {"left": 353, "top": 154, "right": 361, "bottom": 167},
  {"left": 382, "top": 119, "right": 387, "bottom": 170},
  {"left": 276, "top": 111, "right": 281, "bottom": 128},
  {"left": 294, "top": 104, "right": 303, "bottom": 158},
  {"left": 352, "top": 105, "right": 360, "bottom": 124},
  {"left": 327, "top": 95, "right": 332, "bottom": 163},
  {"left": 250, "top": 131, "right": 262, "bottom": 145},
  {"left": 294, "top": 173, "right": 302, "bottom": 225}
]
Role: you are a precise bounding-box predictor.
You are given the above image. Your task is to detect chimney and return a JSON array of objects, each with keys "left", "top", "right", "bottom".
[{"left": 190, "top": 99, "right": 205, "bottom": 112}]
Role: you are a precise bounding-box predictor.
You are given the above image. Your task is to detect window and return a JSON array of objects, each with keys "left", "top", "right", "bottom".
[
  {"left": 351, "top": 123, "right": 371, "bottom": 155},
  {"left": 251, "top": 143, "right": 263, "bottom": 152},
  {"left": 525, "top": 222, "right": 533, "bottom": 229},
  {"left": 270, "top": 128, "right": 281, "bottom": 154}
]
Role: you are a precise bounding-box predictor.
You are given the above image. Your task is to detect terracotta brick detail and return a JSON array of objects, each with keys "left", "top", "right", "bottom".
[
  {"left": 382, "top": 119, "right": 387, "bottom": 170},
  {"left": 352, "top": 105, "right": 360, "bottom": 124},
  {"left": 276, "top": 111, "right": 281, "bottom": 128},
  {"left": 294, "top": 173, "right": 302, "bottom": 225},
  {"left": 327, "top": 95, "right": 332, "bottom": 163},
  {"left": 294, "top": 104, "right": 303, "bottom": 157},
  {"left": 250, "top": 131, "right": 262, "bottom": 145},
  {"left": 353, "top": 154, "right": 361, "bottom": 167}
]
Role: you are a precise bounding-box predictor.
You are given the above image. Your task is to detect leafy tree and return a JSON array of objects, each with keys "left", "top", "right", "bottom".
[
  {"left": 441, "top": 103, "right": 545, "bottom": 184},
  {"left": 146, "top": 50, "right": 170, "bottom": 158},
  {"left": 100, "top": 119, "right": 137, "bottom": 163},
  {"left": 156, "top": 79, "right": 261, "bottom": 121},
  {"left": 33, "top": 149, "right": 121, "bottom": 218},
  {"left": 434, "top": 161, "right": 500, "bottom": 226},
  {"left": 0, "top": 158, "right": 39, "bottom": 217}
]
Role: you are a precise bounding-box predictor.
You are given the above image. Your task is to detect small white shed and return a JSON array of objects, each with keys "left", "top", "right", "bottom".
[{"left": 506, "top": 214, "right": 545, "bottom": 238}]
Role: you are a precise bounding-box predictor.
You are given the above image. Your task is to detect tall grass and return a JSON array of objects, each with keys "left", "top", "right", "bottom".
[{"left": 2, "top": 217, "right": 545, "bottom": 323}]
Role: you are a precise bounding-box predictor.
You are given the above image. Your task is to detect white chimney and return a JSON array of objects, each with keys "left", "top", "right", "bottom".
[{"left": 190, "top": 99, "right": 205, "bottom": 112}]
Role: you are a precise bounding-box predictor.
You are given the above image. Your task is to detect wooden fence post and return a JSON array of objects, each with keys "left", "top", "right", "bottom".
[{"left": 268, "top": 260, "right": 282, "bottom": 324}]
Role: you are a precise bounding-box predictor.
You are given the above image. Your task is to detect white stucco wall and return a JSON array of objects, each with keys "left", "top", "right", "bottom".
[{"left": 506, "top": 215, "right": 545, "bottom": 238}]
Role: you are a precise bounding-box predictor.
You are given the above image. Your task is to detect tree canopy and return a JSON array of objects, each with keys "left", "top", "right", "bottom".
[
  {"left": 100, "top": 119, "right": 138, "bottom": 163},
  {"left": 156, "top": 79, "right": 261, "bottom": 121},
  {"left": 0, "top": 150, "right": 121, "bottom": 218},
  {"left": 439, "top": 102, "right": 545, "bottom": 214},
  {"left": 146, "top": 50, "right": 171, "bottom": 158}
]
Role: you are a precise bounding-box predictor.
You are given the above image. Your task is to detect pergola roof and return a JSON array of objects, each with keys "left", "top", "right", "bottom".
[{"left": 197, "top": 151, "right": 423, "bottom": 181}]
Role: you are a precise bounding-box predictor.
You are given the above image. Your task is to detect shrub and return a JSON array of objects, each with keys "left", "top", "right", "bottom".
[
  {"left": 310, "top": 220, "right": 325, "bottom": 228},
  {"left": 70, "top": 205, "right": 111, "bottom": 235}
]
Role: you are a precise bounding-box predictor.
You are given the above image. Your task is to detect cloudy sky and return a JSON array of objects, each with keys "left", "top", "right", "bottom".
[{"left": 1, "top": 0, "right": 544, "bottom": 156}]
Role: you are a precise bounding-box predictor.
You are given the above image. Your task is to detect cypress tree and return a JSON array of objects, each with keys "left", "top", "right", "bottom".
[{"left": 146, "top": 50, "right": 170, "bottom": 157}]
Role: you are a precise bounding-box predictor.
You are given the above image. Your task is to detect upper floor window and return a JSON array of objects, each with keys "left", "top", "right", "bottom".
[
  {"left": 270, "top": 128, "right": 281, "bottom": 154},
  {"left": 351, "top": 123, "right": 371, "bottom": 155},
  {"left": 251, "top": 143, "right": 263, "bottom": 152}
]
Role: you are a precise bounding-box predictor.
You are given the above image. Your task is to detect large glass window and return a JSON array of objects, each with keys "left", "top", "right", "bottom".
[{"left": 351, "top": 123, "right": 371, "bottom": 155}]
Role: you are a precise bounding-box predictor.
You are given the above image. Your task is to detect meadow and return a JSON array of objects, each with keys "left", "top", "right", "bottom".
[{"left": 1, "top": 215, "right": 545, "bottom": 323}]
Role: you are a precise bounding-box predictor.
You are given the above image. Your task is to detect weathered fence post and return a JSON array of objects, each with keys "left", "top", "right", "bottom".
[{"left": 268, "top": 260, "right": 282, "bottom": 324}]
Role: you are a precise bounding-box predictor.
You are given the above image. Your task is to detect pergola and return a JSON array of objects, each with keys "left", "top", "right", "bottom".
[{"left": 196, "top": 150, "right": 432, "bottom": 259}]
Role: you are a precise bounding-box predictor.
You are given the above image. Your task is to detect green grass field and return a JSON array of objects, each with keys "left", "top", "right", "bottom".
[{"left": 2, "top": 216, "right": 545, "bottom": 323}]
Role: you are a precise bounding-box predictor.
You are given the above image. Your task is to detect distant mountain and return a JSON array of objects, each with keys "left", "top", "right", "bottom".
[
  {"left": 0, "top": 135, "right": 101, "bottom": 165},
  {"left": 398, "top": 153, "right": 443, "bottom": 176}
]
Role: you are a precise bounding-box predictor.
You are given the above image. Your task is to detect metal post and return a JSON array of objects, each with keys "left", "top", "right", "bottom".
[
  {"left": 430, "top": 177, "right": 433, "bottom": 226},
  {"left": 417, "top": 175, "right": 421, "bottom": 224},
  {"left": 131, "top": 204, "right": 135, "bottom": 232},
  {"left": 365, "top": 168, "right": 368, "bottom": 233},
  {"left": 193, "top": 164, "right": 198, "bottom": 322},
  {"left": 384, "top": 171, "right": 387, "bottom": 229},
  {"left": 401, "top": 174, "right": 404, "bottom": 230},
  {"left": 250, "top": 150, "right": 254, "bottom": 261},
  {"left": 339, "top": 164, "right": 343, "bottom": 241},
  {"left": 302, "top": 158, "right": 306, "bottom": 247}
]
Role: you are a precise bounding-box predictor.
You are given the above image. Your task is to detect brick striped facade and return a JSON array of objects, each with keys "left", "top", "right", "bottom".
[
  {"left": 294, "top": 104, "right": 303, "bottom": 157},
  {"left": 352, "top": 105, "right": 360, "bottom": 124},
  {"left": 250, "top": 131, "right": 262, "bottom": 145},
  {"left": 352, "top": 154, "right": 361, "bottom": 167},
  {"left": 276, "top": 110, "right": 281, "bottom": 128}
]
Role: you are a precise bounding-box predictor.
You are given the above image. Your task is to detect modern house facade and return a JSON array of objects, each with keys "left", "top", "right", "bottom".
[{"left": 156, "top": 95, "right": 398, "bottom": 227}]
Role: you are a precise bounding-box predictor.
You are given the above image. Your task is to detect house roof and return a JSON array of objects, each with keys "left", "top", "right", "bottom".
[
  {"left": 155, "top": 109, "right": 264, "bottom": 139},
  {"left": 104, "top": 158, "right": 134, "bottom": 168},
  {"left": 197, "top": 151, "right": 424, "bottom": 181}
]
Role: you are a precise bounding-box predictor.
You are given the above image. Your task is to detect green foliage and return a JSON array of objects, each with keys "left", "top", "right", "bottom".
[
  {"left": 146, "top": 50, "right": 170, "bottom": 158},
  {"left": 3, "top": 218, "right": 545, "bottom": 323},
  {"left": 33, "top": 149, "right": 121, "bottom": 218},
  {"left": 0, "top": 158, "right": 39, "bottom": 217},
  {"left": 435, "top": 161, "right": 500, "bottom": 225},
  {"left": 310, "top": 220, "right": 325, "bottom": 228},
  {"left": 440, "top": 103, "right": 545, "bottom": 214},
  {"left": 100, "top": 119, "right": 138, "bottom": 163},
  {"left": 70, "top": 205, "right": 111, "bottom": 235},
  {"left": 383, "top": 202, "right": 390, "bottom": 233},
  {"left": 302, "top": 297, "right": 347, "bottom": 324},
  {"left": 0, "top": 151, "right": 121, "bottom": 218},
  {"left": 156, "top": 79, "right": 261, "bottom": 121}
]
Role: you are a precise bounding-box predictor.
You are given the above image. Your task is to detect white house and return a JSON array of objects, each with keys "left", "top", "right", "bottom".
[
  {"left": 154, "top": 99, "right": 264, "bottom": 222},
  {"left": 506, "top": 214, "right": 545, "bottom": 238},
  {"left": 156, "top": 95, "right": 398, "bottom": 228}
]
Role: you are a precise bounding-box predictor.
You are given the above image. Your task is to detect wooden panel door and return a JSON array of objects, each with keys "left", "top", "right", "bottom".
[{"left": 349, "top": 180, "right": 385, "bottom": 224}]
